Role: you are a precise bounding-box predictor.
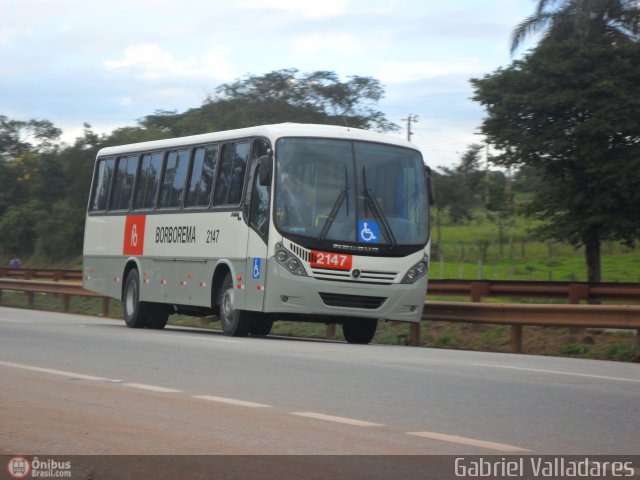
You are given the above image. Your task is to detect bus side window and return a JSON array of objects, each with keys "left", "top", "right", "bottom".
[
  {"left": 158, "top": 149, "right": 189, "bottom": 209},
  {"left": 89, "top": 157, "right": 115, "bottom": 212},
  {"left": 185, "top": 145, "right": 218, "bottom": 208},
  {"left": 109, "top": 154, "right": 138, "bottom": 211},
  {"left": 214, "top": 142, "right": 250, "bottom": 206}
]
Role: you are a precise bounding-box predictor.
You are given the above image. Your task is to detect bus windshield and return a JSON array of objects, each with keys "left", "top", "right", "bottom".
[{"left": 274, "top": 138, "right": 429, "bottom": 246}]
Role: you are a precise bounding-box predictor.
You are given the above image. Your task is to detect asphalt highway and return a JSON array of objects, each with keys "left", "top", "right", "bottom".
[{"left": 1, "top": 306, "right": 639, "bottom": 455}]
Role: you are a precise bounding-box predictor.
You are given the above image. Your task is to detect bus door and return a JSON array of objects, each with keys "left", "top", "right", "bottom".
[{"left": 243, "top": 146, "right": 271, "bottom": 312}]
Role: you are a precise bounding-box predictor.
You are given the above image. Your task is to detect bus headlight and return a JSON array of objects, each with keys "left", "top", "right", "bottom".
[
  {"left": 275, "top": 243, "right": 308, "bottom": 277},
  {"left": 401, "top": 257, "right": 428, "bottom": 284}
]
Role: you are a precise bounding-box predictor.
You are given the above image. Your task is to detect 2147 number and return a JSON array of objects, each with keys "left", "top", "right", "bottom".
[{"left": 310, "top": 251, "right": 352, "bottom": 271}]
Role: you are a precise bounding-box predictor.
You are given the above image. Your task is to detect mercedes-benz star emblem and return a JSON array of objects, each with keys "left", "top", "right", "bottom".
[{"left": 351, "top": 269, "right": 361, "bottom": 279}]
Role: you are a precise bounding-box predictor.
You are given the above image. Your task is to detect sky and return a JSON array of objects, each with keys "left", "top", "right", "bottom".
[{"left": 0, "top": 0, "right": 538, "bottom": 169}]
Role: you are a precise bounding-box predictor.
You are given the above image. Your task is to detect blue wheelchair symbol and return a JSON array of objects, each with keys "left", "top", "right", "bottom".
[
  {"left": 358, "top": 220, "right": 379, "bottom": 243},
  {"left": 252, "top": 258, "right": 261, "bottom": 279}
]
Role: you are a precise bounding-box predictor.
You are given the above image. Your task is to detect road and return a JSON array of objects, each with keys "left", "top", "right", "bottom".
[{"left": 1, "top": 306, "right": 639, "bottom": 456}]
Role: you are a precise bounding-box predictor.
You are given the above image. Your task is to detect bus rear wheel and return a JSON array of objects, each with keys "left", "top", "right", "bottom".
[
  {"left": 146, "top": 304, "right": 169, "bottom": 330},
  {"left": 219, "top": 273, "right": 253, "bottom": 337},
  {"left": 342, "top": 318, "right": 378, "bottom": 344}
]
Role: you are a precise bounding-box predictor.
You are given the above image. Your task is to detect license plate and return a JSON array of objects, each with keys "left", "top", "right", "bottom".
[{"left": 310, "top": 251, "right": 353, "bottom": 270}]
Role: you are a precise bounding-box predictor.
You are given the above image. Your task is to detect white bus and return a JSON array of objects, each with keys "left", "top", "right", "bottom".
[{"left": 83, "top": 123, "right": 433, "bottom": 344}]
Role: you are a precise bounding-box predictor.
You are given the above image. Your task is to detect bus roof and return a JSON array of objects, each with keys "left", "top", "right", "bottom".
[{"left": 96, "top": 123, "right": 420, "bottom": 157}]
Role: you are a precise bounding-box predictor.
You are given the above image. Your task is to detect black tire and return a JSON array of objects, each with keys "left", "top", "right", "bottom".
[
  {"left": 218, "top": 273, "right": 253, "bottom": 337},
  {"left": 249, "top": 315, "right": 274, "bottom": 336},
  {"left": 123, "top": 269, "right": 149, "bottom": 328},
  {"left": 146, "top": 304, "right": 169, "bottom": 330},
  {"left": 342, "top": 318, "right": 378, "bottom": 344}
]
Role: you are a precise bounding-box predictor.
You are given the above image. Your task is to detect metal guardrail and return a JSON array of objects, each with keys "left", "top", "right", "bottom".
[
  {"left": 0, "top": 278, "right": 111, "bottom": 316},
  {"left": 2, "top": 269, "right": 640, "bottom": 303},
  {"left": 1, "top": 270, "right": 639, "bottom": 355},
  {"left": 0, "top": 268, "right": 83, "bottom": 282},
  {"left": 428, "top": 279, "right": 640, "bottom": 303}
]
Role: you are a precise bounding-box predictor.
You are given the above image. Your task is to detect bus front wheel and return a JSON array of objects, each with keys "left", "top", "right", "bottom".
[
  {"left": 342, "top": 318, "right": 378, "bottom": 344},
  {"left": 250, "top": 315, "right": 274, "bottom": 336},
  {"left": 219, "top": 273, "right": 252, "bottom": 337},
  {"left": 123, "top": 269, "right": 149, "bottom": 328}
]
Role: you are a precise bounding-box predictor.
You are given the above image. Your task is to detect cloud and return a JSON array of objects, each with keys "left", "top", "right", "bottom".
[
  {"left": 376, "top": 59, "right": 492, "bottom": 84},
  {"left": 103, "top": 43, "right": 236, "bottom": 82},
  {"left": 293, "top": 32, "right": 387, "bottom": 55},
  {"left": 236, "top": 0, "right": 350, "bottom": 19}
]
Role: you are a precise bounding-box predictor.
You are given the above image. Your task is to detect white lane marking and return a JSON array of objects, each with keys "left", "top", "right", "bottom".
[
  {"left": 473, "top": 364, "right": 640, "bottom": 384},
  {"left": 290, "top": 412, "right": 384, "bottom": 427},
  {"left": 123, "top": 383, "right": 182, "bottom": 393},
  {"left": 192, "top": 395, "right": 271, "bottom": 408},
  {"left": 0, "top": 360, "right": 109, "bottom": 381},
  {"left": 408, "top": 431, "right": 530, "bottom": 452}
]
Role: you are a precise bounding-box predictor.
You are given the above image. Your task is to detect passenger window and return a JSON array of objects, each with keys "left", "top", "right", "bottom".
[
  {"left": 158, "top": 149, "right": 189, "bottom": 209},
  {"left": 109, "top": 155, "right": 138, "bottom": 211},
  {"left": 132, "top": 152, "right": 163, "bottom": 210},
  {"left": 89, "top": 157, "right": 115, "bottom": 212},
  {"left": 185, "top": 145, "right": 218, "bottom": 207},
  {"left": 214, "top": 142, "right": 250, "bottom": 206}
]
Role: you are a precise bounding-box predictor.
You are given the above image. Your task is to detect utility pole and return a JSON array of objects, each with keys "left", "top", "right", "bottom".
[
  {"left": 484, "top": 142, "right": 490, "bottom": 208},
  {"left": 402, "top": 114, "right": 419, "bottom": 141}
]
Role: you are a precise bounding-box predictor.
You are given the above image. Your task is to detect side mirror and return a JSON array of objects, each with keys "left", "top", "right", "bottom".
[
  {"left": 257, "top": 155, "right": 273, "bottom": 187},
  {"left": 425, "top": 166, "right": 436, "bottom": 205}
]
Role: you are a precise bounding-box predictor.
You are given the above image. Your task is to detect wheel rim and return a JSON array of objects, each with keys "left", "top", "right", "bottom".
[
  {"left": 125, "top": 279, "right": 136, "bottom": 316},
  {"left": 221, "top": 288, "right": 234, "bottom": 326}
]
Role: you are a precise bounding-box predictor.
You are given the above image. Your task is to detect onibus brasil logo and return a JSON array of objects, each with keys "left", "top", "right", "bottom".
[{"left": 7, "top": 456, "right": 72, "bottom": 478}]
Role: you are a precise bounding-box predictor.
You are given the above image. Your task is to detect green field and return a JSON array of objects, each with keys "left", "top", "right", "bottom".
[{"left": 431, "top": 215, "right": 640, "bottom": 282}]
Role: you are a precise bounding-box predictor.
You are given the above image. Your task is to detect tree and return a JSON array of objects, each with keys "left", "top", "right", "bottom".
[
  {"left": 472, "top": 37, "right": 640, "bottom": 282},
  {"left": 140, "top": 69, "right": 399, "bottom": 135},
  {"left": 511, "top": 0, "right": 640, "bottom": 53},
  {"left": 435, "top": 144, "right": 485, "bottom": 224}
]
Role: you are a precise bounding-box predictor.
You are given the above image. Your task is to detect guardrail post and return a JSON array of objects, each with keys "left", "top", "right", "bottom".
[
  {"left": 511, "top": 325, "right": 523, "bottom": 353},
  {"left": 102, "top": 297, "right": 110, "bottom": 317},
  {"left": 26, "top": 291, "right": 34, "bottom": 307},
  {"left": 326, "top": 324, "right": 336, "bottom": 339},
  {"left": 568, "top": 284, "right": 590, "bottom": 334},
  {"left": 62, "top": 294, "right": 70, "bottom": 312},
  {"left": 470, "top": 282, "right": 490, "bottom": 302},
  {"left": 409, "top": 323, "right": 420, "bottom": 346},
  {"left": 569, "top": 283, "right": 590, "bottom": 304}
]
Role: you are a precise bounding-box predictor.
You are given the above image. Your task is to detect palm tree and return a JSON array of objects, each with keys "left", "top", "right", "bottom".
[{"left": 511, "top": 0, "right": 640, "bottom": 54}]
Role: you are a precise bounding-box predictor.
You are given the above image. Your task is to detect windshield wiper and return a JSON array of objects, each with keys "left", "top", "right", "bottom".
[
  {"left": 318, "top": 164, "right": 350, "bottom": 241},
  {"left": 362, "top": 166, "right": 397, "bottom": 247}
]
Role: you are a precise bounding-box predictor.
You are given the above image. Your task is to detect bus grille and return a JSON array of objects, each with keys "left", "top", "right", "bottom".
[{"left": 319, "top": 292, "right": 387, "bottom": 309}]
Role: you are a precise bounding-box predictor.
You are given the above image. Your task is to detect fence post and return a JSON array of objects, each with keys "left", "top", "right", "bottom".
[{"left": 511, "top": 325, "right": 523, "bottom": 353}]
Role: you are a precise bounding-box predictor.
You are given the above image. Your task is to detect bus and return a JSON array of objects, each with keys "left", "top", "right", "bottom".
[{"left": 83, "top": 123, "right": 433, "bottom": 344}]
